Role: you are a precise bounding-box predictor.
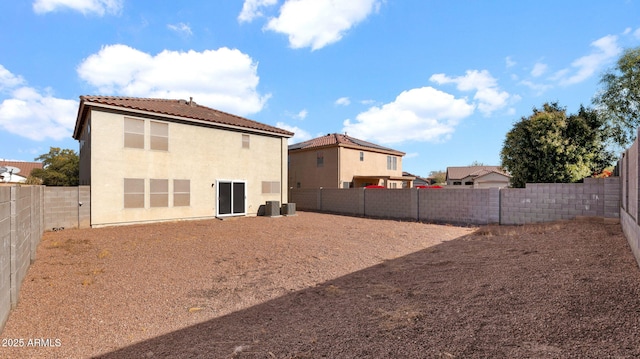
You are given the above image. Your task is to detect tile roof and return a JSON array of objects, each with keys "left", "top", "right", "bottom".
[
  {"left": 0, "top": 160, "right": 43, "bottom": 177},
  {"left": 446, "top": 166, "right": 510, "bottom": 180},
  {"left": 73, "top": 96, "right": 293, "bottom": 139},
  {"left": 288, "top": 133, "right": 404, "bottom": 155}
]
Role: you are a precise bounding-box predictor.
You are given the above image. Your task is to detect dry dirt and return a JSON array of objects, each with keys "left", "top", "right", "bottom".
[{"left": 1, "top": 212, "right": 640, "bottom": 358}]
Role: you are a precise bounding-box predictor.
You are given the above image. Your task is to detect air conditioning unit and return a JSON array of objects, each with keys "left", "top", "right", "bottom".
[
  {"left": 265, "top": 201, "right": 281, "bottom": 217},
  {"left": 281, "top": 203, "right": 296, "bottom": 216}
]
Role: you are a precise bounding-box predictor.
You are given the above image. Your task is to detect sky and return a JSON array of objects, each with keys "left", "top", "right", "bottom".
[{"left": 1, "top": 0, "right": 639, "bottom": 177}]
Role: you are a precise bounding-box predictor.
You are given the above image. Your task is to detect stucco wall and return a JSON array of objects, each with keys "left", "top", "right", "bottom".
[
  {"left": 620, "top": 128, "right": 640, "bottom": 269},
  {"left": 88, "top": 109, "right": 287, "bottom": 226},
  {"left": 288, "top": 147, "right": 339, "bottom": 189}
]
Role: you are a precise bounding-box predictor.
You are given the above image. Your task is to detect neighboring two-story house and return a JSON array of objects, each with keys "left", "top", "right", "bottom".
[
  {"left": 72, "top": 96, "right": 293, "bottom": 227},
  {"left": 445, "top": 166, "right": 510, "bottom": 188},
  {"left": 288, "top": 133, "right": 414, "bottom": 189}
]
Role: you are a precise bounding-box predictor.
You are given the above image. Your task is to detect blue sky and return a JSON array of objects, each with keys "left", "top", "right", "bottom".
[{"left": 1, "top": 0, "right": 639, "bottom": 176}]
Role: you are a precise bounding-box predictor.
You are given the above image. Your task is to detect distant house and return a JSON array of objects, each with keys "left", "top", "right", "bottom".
[
  {"left": 403, "top": 172, "right": 431, "bottom": 187},
  {"left": 446, "top": 166, "right": 510, "bottom": 188},
  {"left": 288, "top": 133, "right": 414, "bottom": 189},
  {"left": 0, "top": 160, "right": 42, "bottom": 183},
  {"left": 72, "top": 96, "right": 293, "bottom": 227}
]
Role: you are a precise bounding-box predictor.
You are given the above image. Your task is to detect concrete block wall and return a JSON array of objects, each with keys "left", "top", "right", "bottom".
[
  {"left": 0, "top": 187, "right": 10, "bottom": 333},
  {"left": 0, "top": 185, "right": 44, "bottom": 334},
  {"left": 500, "top": 179, "right": 617, "bottom": 225},
  {"left": 44, "top": 186, "right": 91, "bottom": 230},
  {"left": 419, "top": 188, "right": 499, "bottom": 225},
  {"left": 620, "top": 128, "right": 640, "bottom": 269},
  {"left": 364, "top": 188, "right": 416, "bottom": 219},
  {"left": 321, "top": 188, "right": 364, "bottom": 216},
  {"left": 289, "top": 189, "right": 321, "bottom": 211}
]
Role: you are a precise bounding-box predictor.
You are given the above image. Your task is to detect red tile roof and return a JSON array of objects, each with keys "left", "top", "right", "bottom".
[
  {"left": 0, "top": 160, "right": 43, "bottom": 177},
  {"left": 73, "top": 96, "right": 293, "bottom": 139},
  {"left": 289, "top": 133, "right": 404, "bottom": 156}
]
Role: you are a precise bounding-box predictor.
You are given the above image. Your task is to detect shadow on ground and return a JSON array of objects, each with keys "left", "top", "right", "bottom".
[{"left": 95, "top": 221, "right": 640, "bottom": 358}]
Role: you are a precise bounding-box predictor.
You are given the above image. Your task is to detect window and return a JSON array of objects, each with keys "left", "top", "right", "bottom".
[
  {"left": 262, "top": 181, "right": 281, "bottom": 194},
  {"left": 150, "top": 179, "right": 169, "bottom": 207},
  {"left": 453, "top": 181, "right": 462, "bottom": 185},
  {"left": 317, "top": 152, "right": 324, "bottom": 167},
  {"left": 124, "top": 118, "right": 144, "bottom": 149},
  {"left": 343, "top": 182, "right": 352, "bottom": 189},
  {"left": 387, "top": 156, "right": 397, "bottom": 170},
  {"left": 391, "top": 183, "right": 398, "bottom": 188},
  {"left": 297, "top": 182, "right": 301, "bottom": 189},
  {"left": 360, "top": 152, "right": 364, "bottom": 161},
  {"left": 150, "top": 121, "right": 169, "bottom": 151},
  {"left": 173, "top": 179, "right": 190, "bottom": 206},
  {"left": 465, "top": 181, "right": 474, "bottom": 186},
  {"left": 124, "top": 178, "right": 144, "bottom": 208},
  {"left": 242, "top": 134, "right": 250, "bottom": 149}
]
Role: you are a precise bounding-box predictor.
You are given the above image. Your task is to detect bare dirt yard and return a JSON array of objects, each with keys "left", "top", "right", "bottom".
[{"left": 1, "top": 212, "right": 640, "bottom": 358}]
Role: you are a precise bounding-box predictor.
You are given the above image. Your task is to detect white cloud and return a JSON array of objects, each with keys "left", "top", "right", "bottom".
[
  {"left": 167, "top": 23, "right": 193, "bottom": 36},
  {"left": 343, "top": 87, "right": 475, "bottom": 144},
  {"left": 335, "top": 97, "right": 350, "bottom": 106},
  {"left": 634, "top": 28, "right": 640, "bottom": 39},
  {"left": 430, "top": 70, "right": 510, "bottom": 115},
  {"left": 33, "top": 0, "right": 123, "bottom": 15},
  {"left": 505, "top": 56, "right": 516, "bottom": 68},
  {"left": 531, "top": 62, "right": 547, "bottom": 77},
  {"left": 296, "top": 109, "right": 308, "bottom": 119},
  {"left": 265, "top": 0, "right": 381, "bottom": 50},
  {"left": 276, "top": 121, "right": 312, "bottom": 144},
  {"left": 0, "top": 65, "right": 25, "bottom": 91},
  {"left": 77, "top": 44, "right": 270, "bottom": 116},
  {"left": 0, "top": 67, "right": 77, "bottom": 141},
  {"left": 238, "top": 0, "right": 278, "bottom": 23},
  {"left": 556, "top": 35, "right": 621, "bottom": 86}
]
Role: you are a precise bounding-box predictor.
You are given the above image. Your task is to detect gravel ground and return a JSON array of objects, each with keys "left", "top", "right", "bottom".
[{"left": 1, "top": 212, "right": 639, "bottom": 358}]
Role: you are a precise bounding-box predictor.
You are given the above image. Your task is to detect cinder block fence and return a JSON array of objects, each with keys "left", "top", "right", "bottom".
[
  {"left": 0, "top": 186, "right": 44, "bottom": 333},
  {"left": 290, "top": 177, "right": 621, "bottom": 226}
]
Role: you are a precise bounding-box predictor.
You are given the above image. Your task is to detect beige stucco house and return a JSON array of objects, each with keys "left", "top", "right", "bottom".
[
  {"left": 72, "top": 96, "right": 293, "bottom": 227},
  {"left": 288, "top": 133, "right": 414, "bottom": 189},
  {"left": 446, "top": 166, "right": 510, "bottom": 188}
]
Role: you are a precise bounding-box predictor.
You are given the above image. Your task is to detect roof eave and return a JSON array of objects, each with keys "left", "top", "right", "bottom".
[{"left": 76, "top": 100, "right": 293, "bottom": 138}]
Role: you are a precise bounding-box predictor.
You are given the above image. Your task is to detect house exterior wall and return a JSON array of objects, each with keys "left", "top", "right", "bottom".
[
  {"left": 288, "top": 147, "right": 339, "bottom": 188},
  {"left": 339, "top": 147, "right": 403, "bottom": 188},
  {"left": 288, "top": 146, "right": 403, "bottom": 189},
  {"left": 474, "top": 172, "right": 510, "bottom": 188},
  {"left": 78, "top": 115, "right": 91, "bottom": 185},
  {"left": 87, "top": 109, "right": 287, "bottom": 226}
]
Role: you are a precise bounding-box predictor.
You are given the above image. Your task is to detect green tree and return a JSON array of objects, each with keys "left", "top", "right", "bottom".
[
  {"left": 593, "top": 46, "right": 640, "bottom": 147},
  {"left": 31, "top": 147, "right": 79, "bottom": 186},
  {"left": 500, "top": 103, "right": 615, "bottom": 188},
  {"left": 428, "top": 170, "right": 446, "bottom": 185}
]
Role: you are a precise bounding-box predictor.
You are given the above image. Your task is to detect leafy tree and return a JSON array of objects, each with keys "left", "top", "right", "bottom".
[
  {"left": 31, "top": 147, "right": 79, "bottom": 186},
  {"left": 593, "top": 46, "right": 640, "bottom": 147},
  {"left": 500, "top": 103, "right": 615, "bottom": 188},
  {"left": 469, "top": 161, "right": 487, "bottom": 166},
  {"left": 428, "top": 170, "right": 446, "bottom": 185}
]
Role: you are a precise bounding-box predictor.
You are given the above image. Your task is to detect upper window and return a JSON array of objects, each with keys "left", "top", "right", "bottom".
[
  {"left": 150, "top": 121, "right": 169, "bottom": 151},
  {"left": 124, "top": 118, "right": 144, "bottom": 149},
  {"left": 453, "top": 181, "right": 462, "bottom": 185},
  {"left": 360, "top": 152, "right": 364, "bottom": 161},
  {"left": 465, "top": 181, "right": 474, "bottom": 186},
  {"left": 317, "top": 152, "right": 324, "bottom": 167},
  {"left": 387, "top": 156, "right": 397, "bottom": 170},
  {"left": 242, "top": 134, "right": 250, "bottom": 149}
]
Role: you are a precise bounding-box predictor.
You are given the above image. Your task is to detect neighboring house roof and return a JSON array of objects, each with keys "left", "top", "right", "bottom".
[
  {"left": 289, "top": 133, "right": 405, "bottom": 156},
  {"left": 73, "top": 96, "right": 294, "bottom": 140},
  {"left": 403, "top": 171, "right": 430, "bottom": 184},
  {"left": 0, "top": 160, "right": 43, "bottom": 178},
  {"left": 446, "top": 166, "right": 510, "bottom": 181}
]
